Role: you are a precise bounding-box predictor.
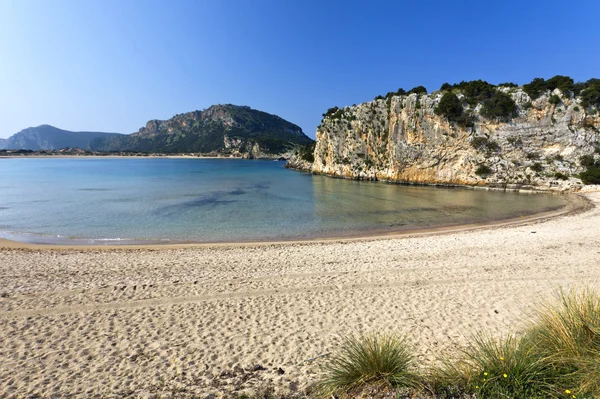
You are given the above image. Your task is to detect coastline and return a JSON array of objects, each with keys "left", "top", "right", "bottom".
[
  {"left": 0, "top": 192, "right": 590, "bottom": 250},
  {"left": 1, "top": 192, "right": 600, "bottom": 397}
]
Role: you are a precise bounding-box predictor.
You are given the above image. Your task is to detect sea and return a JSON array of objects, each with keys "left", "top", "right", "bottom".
[{"left": 0, "top": 158, "right": 567, "bottom": 245}]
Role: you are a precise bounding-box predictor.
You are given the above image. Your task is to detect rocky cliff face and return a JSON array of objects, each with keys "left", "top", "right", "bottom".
[
  {"left": 288, "top": 88, "right": 600, "bottom": 191},
  {"left": 92, "top": 104, "right": 313, "bottom": 157}
]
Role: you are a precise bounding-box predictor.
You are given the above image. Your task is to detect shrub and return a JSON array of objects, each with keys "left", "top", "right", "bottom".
[
  {"left": 408, "top": 85, "right": 427, "bottom": 95},
  {"left": 574, "top": 106, "right": 580, "bottom": 111},
  {"left": 580, "top": 82, "right": 600, "bottom": 108},
  {"left": 546, "top": 75, "right": 575, "bottom": 94},
  {"left": 440, "top": 82, "right": 452, "bottom": 91},
  {"left": 315, "top": 334, "right": 419, "bottom": 398},
  {"left": 522, "top": 101, "right": 533, "bottom": 109},
  {"left": 471, "top": 136, "right": 500, "bottom": 152},
  {"left": 481, "top": 91, "right": 517, "bottom": 119},
  {"left": 396, "top": 88, "right": 406, "bottom": 96},
  {"left": 415, "top": 100, "right": 421, "bottom": 109},
  {"left": 554, "top": 172, "right": 569, "bottom": 180},
  {"left": 374, "top": 95, "right": 384, "bottom": 101},
  {"left": 498, "top": 82, "right": 518, "bottom": 88},
  {"left": 530, "top": 162, "right": 543, "bottom": 172},
  {"left": 549, "top": 94, "right": 561, "bottom": 105},
  {"left": 298, "top": 142, "right": 316, "bottom": 163},
  {"left": 434, "top": 92, "right": 463, "bottom": 121},
  {"left": 475, "top": 164, "right": 492, "bottom": 177},
  {"left": 523, "top": 77, "right": 548, "bottom": 100},
  {"left": 580, "top": 166, "right": 600, "bottom": 184},
  {"left": 448, "top": 80, "right": 497, "bottom": 107},
  {"left": 322, "top": 106, "right": 346, "bottom": 121},
  {"left": 579, "top": 155, "right": 595, "bottom": 168}
]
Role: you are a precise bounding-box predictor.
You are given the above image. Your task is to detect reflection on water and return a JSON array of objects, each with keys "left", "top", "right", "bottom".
[{"left": 0, "top": 158, "right": 567, "bottom": 244}]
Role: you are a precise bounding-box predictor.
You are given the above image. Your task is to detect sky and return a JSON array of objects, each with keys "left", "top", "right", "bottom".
[{"left": 1, "top": 0, "right": 599, "bottom": 139}]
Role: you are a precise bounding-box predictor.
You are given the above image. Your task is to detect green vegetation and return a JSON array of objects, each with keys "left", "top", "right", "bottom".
[
  {"left": 531, "top": 162, "right": 543, "bottom": 172},
  {"left": 579, "top": 155, "right": 600, "bottom": 184},
  {"left": 314, "top": 288, "right": 600, "bottom": 399},
  {"left": 440, "top": 82, "right": 452, "bottom": 91},
  {"left": 450, "top": 80, "right": 496, "bottom": 106},
  {"left": 549, "top": 94, "right": 561, "bottom": 105},
  {"left": 407, "top": 85, "right": 427, "bottom": 95},
  {"left": 522, "top": 75, "right": 600, "bottom": 102},
  {"left": 323, "top": 106, "right": 345, "bottom": 120},
  {"left": 475, "top": 164, "right": 493, "bottom": 177},
  {"left": 297, "top": 142, "right": 316, "bottom": 163},
  {"left": 554, "top": 172, "right": 569, "bottom": 180},
  {"left": 315, "top": 334, "right": 419, "bottom": 398},
  {"left": 471, "top": 136, "right": 500, "bottom": 153},
  {"left": 580, "top": 79, "right": 600, "bottom": 108},
  {"left": 481, "top": 91, "right": 517, "bottom": 119},
  {"left": 434, "top": 92, "right": 462, "bottom": 120},
  {"left": 434, "top": 92, "right": 475, "bottom": 127}
]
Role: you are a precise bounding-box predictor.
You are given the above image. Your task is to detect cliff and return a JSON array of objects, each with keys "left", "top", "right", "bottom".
[
  {"left": 288, "top": 83, "right": 600, "bottom": 191},
  {"left": 91, "top": 104, "right": 313, "bottom": 158},
  {"left": 1, "top": 125, "right": 123, "bottom": 151}
]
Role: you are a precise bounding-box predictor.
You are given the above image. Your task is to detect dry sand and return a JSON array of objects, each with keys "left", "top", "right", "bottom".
[{"left": 1, "top": 193, "right": 599, "bottom": 398}]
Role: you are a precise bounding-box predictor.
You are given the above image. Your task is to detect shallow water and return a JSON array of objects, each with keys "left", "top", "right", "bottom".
[{"left": 0, "top": 158, "right": 567, "bottom": 244}]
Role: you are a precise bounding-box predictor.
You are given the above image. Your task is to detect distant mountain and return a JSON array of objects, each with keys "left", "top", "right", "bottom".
[
  {"left": 2, "top": 125, "right": 124, "bottom": 151},
  {"left": 91, "top": 104, "right": 313, "bottom": 156}
]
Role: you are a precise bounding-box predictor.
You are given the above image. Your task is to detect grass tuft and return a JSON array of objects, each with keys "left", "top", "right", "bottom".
[
  {"left": 527, "top": 287, "right": 600, "bottom": 396},
  {"left": 314, "top": 333, "right": 419, "bottom": 398},
  {"left": 433, "top": 333, "right": 557, "bottom": 398}
]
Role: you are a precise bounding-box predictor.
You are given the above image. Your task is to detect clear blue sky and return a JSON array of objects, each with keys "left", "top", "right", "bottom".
[{"left": 1, "top": 0, "right": 599, "bottom": 139}]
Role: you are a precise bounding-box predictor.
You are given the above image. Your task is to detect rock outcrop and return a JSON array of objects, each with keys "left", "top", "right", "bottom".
[
  {"left": 92, "top": 104, "right": 313, "bottom": 158},
  {"left": 288, "top": 88, "right": 600, "bottom": 191}
]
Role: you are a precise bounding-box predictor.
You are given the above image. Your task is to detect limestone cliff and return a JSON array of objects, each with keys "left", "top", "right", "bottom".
[{"left": 288, "top": 88, "right": 600, "bottom": 191}]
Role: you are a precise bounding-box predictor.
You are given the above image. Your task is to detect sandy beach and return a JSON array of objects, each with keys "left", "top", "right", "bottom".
[{"left": 1, "top": 192, "right": 600, "bottom": 398}]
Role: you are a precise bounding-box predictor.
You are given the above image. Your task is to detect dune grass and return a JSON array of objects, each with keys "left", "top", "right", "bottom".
[
  {"left": 527, "top": 287, "right": 600, "bottom": 396},
  {"left": 314, "top": 333, "right": 420, "bottom": 398},
  {"left": 431, "top": 333, "right": 560, "bottom": 398},
  {"left": 314, "top": 288, "right": 600, "bottom": 398}
]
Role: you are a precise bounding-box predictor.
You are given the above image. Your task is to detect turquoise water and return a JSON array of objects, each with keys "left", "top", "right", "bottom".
[{"left": 0, "top": 158, "right": 567, "bottom": 244}]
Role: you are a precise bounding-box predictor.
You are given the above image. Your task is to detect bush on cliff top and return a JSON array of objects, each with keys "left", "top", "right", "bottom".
[
  {"left": 435, "top": 92, "right": 475, "bottom": 126},
  {"left": 481, "top": 91, "right": 517, "bottom": 119}
]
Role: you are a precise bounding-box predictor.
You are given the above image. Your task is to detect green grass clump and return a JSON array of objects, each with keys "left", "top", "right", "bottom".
[
  {"left": 432, "top": 288, "right": 600, "bottom": 398},
  {"left": 315, "top": 333, "right": 419, "bottom": 398},
  {"left": 433, "top": 333, "right": 557, "bottom": 398},
  {"left": 527, "top": 288, "right": 600, "bottom": 396}
]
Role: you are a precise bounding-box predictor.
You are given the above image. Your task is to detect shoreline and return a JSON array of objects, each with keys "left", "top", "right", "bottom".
[
  {"left": 2, "top": 193, "right": 600, "bottom": 397},
  {"left": 0, "top": 192, "right": 591, "bottom": 250}
]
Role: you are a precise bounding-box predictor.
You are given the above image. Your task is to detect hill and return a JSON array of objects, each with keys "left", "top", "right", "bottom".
[
  {"left": 1, "top": 125, "right": 123, "bottom": 151},
  {"left": 91, "top": 104, "right": 313, "bottom": 157}
]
